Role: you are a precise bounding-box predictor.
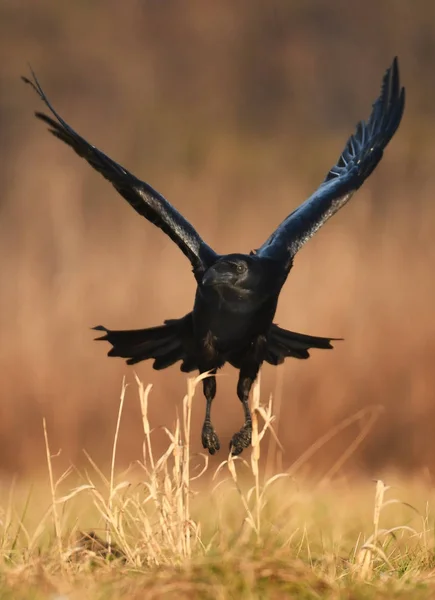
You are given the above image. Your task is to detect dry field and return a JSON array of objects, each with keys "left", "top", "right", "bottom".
[{"left": 1, "top": 377, "right": 435, "bottom": 599}]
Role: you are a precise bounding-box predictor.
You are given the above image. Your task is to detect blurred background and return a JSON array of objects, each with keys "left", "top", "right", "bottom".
[{"left": 0, "top": 0, "right": 434, "bottom": 476}]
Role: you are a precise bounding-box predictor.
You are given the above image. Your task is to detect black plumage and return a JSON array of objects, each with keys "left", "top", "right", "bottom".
[{"left": 23, "top": 58, "right": 405, "bottom": 455}]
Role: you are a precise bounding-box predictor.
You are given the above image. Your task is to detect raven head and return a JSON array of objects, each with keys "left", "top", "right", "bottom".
[{"left": 201, "top": 254, "right": 258, "bottom": 292}]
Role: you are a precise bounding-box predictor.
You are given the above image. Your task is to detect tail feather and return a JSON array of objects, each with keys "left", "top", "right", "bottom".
[
  {"left": 94, "top": 322, "right": 177, "bottom": 344},
  {"left": 153, "top": 347, "right": 189, "bottom": 370},
  {"left": 117, "top": 337, "right": 181, "bottom": 363},
  {"left": 266, "top": 323, "right": 341, "bottom": 364},
  {"left": 93, "top": 313, "right": 195, "bottom": 370}
]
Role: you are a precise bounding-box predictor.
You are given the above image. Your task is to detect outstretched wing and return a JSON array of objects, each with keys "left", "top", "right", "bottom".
[
  {"left": 256, "top": 57, "right": 405, "bottom": 266},
  {"left": 22, "top": 69, "right": 218, "bottom": 281}
]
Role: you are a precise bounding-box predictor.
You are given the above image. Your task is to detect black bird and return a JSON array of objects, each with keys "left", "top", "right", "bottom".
[{"left": 23, "top": 59, "right": 405, "bottom": 456}]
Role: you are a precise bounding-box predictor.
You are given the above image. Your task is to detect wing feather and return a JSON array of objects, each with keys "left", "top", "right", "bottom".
[
  {"left": 256, "top": 57, "right": 405, "bottom": 265},
  {"left": 22, "top": 69, "right": 217, "bottom": 280}
]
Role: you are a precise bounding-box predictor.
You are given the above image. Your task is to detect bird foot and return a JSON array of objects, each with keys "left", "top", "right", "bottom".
[
  {"left": 201, "top": 422, "right": 220, "bottom": 455},
  {"left": 229, "top": 424, "right": 252, "bottom": 456}
]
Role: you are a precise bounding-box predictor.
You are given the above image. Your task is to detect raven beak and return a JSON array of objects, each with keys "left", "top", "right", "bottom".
[
  {"left": 202, "top": 268, "right": 232, "bottom": 287},
  {"left": 202, "top": 268, "right": 219, "bottom": 287}
]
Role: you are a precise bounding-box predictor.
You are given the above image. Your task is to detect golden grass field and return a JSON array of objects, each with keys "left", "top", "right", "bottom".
[
  {"left": 2, "top": 1, "right": 435, "bottom": 596},
  {"left": 1, "top": 377, "right": 435, "bottom": 599}
]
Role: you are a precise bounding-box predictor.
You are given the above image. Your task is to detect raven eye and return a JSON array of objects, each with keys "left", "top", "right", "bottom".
[{"left": 236, "top": 264, "right": 245, "bottom": 273}]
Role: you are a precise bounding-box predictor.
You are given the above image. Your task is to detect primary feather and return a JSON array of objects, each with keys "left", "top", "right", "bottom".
[
  {"left": 22, "top": 70, "right": 217, "bottom": 281},
  {"left": 256, "top": 57, "right": 405, "bottom": 266}
]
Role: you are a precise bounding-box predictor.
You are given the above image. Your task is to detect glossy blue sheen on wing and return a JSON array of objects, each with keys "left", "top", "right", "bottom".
[
  {"left": 256, "top": 57, "right": 405, "bottom": 267},
  {"left": 23, "top": 68, "right": 218, "bottom": 282}
]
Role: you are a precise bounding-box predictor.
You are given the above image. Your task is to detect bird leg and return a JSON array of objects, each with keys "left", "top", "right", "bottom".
[
  {"left": 201, "top": 371, "right": 220, "bottom": 455},
  {"left": 230, "top": 365, "right": 259, "bottom": 456}
]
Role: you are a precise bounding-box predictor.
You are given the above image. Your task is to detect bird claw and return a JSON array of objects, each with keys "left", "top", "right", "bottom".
[
  {"left": 229, "top": 425, "right": 252, "bottom": 456},
  {"left": 201, "top": 422, "right": 220, "bottom": 455}
]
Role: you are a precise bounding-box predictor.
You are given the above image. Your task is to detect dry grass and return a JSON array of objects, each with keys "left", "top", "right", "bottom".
[{"left": 0, "top": 376, "right": 434, "bottom": 598}]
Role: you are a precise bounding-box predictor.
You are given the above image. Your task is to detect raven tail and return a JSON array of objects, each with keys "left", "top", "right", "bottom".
[
  {"left": 93, "top": 313, "right": 197, "bottom": 371},
  {"left": 265, "top": 324, "right": 341, "bottom": 364}
]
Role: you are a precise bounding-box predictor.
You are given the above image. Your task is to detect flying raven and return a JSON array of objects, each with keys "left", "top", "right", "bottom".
[{"left": 23, "top": 58, "right": 405, "bottom": 455}]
